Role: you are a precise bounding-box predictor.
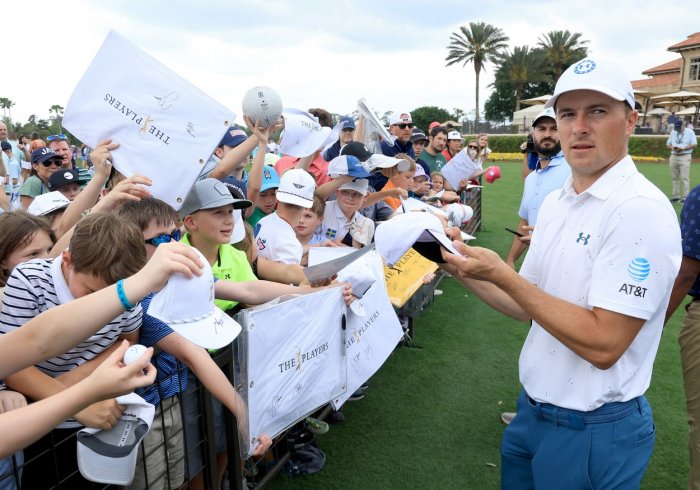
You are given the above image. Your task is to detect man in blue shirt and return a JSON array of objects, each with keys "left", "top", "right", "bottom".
[
  {"left": 369, "top": 111, "right": 416, "bottom": 190},
  {"left": 323, "top": 116, "right": 355, "bottom": 162},
  {"left": 505, "top": 107, "right": 571, "bottom": 268},
  {"left": 665, "top": 184, "right": 700, "bottom": 489},
  {"left": 667, "top": 120, "right": 698, "bottom": 203}
]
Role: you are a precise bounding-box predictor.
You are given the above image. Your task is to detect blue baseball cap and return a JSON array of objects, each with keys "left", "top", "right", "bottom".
[
  {"left": 339, "top": 116, "right": 356, "bottom": 130},
  {"left": 219, "top": 126, "right": 248, "bottom": 148},
  {"left": 260, "top": 165, "right": 280, "bottom": 192},
  {"left": 327, "top": 155, "right": 371, "bottom": 179}
]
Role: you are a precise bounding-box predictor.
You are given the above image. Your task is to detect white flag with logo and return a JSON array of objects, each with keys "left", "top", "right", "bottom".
[
  {"left": 440, "top": 149, "right": 482, "bottom": 190},
  {"left": 63, "top": 30, "right": 235, "bottom": 210},
  {"left": 279, "top": 108, "right": 333, "bottom": 158},
  {"left": 309, "top": 248, "right": 403, "bottom": 409},
  {"left": 235, "top": 287, "right": 346, "bottom": 455}
]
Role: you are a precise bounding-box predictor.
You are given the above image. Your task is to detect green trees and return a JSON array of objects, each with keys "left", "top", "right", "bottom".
[
  {"left": 493, "top": 46, "right": 550, "bottom": 112},
  {"left": 410, "top": 106, "right": 455, "bottom": 132},
  {"left": 483, "top": 29, "right": 589, "bottom": 123},
  {"left": 445, "top": 22, "right": 509, "bottom": 125},
  {"left": 537, "top": 30, "right": 588, "bottom": 80}
]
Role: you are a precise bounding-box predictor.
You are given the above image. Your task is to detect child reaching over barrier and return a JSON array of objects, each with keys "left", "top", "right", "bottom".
[{"left": 0, "top": 241, "right": 204, "bottom": 459}]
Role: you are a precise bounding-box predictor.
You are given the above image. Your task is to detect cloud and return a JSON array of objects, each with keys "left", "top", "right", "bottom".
[{"left": 1, "top": 0, "right": 698, "bottom": 129}]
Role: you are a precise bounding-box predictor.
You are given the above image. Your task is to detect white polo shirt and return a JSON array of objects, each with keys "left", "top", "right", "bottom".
[
  {"left": 254, "top": 212, "right": 303, "bottom": 265},
  {"left": 519, "top": 156, "right": 681, "bottom": 411},
  {"left": 320, "top": 200, "right": 373, "bottom": 243}
]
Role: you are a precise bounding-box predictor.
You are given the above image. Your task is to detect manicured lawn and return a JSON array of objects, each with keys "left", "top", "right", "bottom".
[{"left": 269, "top": 160, "right": 692, "bottom": 489}]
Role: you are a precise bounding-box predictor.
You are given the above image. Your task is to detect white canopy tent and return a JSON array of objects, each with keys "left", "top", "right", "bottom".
[{"left": 512, "top": 104, "right": 545, "bottom": 132}]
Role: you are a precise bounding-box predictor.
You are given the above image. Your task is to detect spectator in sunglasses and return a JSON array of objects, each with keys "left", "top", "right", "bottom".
[
  {"left": 18, "top": 148, "right": 63, "bottom": 209},
  {"left": 371, "top": 112, "right": 416, "bottom": 191}
]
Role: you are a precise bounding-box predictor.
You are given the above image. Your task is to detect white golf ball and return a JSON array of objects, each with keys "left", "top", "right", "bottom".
[
  {"left": 241, "top": 86, "right": 283, "bottom": 128},
  {"left": 123, "top": 344, "right": 147, "bottom": 365}
]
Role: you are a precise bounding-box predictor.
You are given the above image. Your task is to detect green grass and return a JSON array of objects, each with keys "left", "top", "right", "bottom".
[{"left": 269, "top": 160, "right": 692, "bottom": 489}]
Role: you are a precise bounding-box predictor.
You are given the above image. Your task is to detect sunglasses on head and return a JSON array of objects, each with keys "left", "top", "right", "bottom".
[
  {"left": 40, "top": 158, "right": 63, "bottom": 167},
  {"left": 46, "top": 134, "right": 68, "bottom": 142},
  {"left": 144, "top": 229, "right": 181, "bottom": 247},
  {"left": 395, "top": 123, "right": 414, "bottom": 130}
]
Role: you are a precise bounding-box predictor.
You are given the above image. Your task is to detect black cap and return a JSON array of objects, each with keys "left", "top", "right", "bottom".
[
  {"left": 0, "top": 141, "right": 11, "bottom": 152},
  {"left": 340, "top": 141, "right": 373, "bottom": 162},
  {"left": 48, "top": 169, "right": 85, "bottom": 190}
]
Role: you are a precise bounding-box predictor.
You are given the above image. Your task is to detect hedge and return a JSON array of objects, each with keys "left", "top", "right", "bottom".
[{"left": 466, "top": 134, "right": 671, "bottom": 159}]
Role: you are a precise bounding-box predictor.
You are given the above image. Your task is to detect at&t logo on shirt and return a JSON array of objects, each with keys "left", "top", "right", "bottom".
[{"left": 618, "top": 258, "right": 650, "bottom": 298}]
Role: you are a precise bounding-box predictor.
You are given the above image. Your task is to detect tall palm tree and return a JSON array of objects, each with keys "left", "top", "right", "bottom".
[
  {"left": 537, "top": 30, "right": 589, "bottom": 81},
  {"left": 494, "top": 46, "right": 550, "bottom": 111},
  {"left": 446, "top": 22, "right": 509, "bottom": 124}
]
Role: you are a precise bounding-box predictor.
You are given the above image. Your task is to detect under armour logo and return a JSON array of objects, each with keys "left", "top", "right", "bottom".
[{"left": 576, "top": 233, "right": 590, "bottom": 245}]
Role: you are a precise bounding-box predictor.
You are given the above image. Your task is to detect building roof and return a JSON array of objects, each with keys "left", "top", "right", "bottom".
[
  {"left": 631, "top": 73, "right": 681, "bottom": 90},
  {"left": 642, "top": 58, "right": 682, "bottom": 75},
  {"left": 668, "top": 32, "right": 700, "bottom": 51}
]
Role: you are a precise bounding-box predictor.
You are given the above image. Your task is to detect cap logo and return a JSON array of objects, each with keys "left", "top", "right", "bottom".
[
  {"left": 574, "top": 60, "right": 596, "bottom": 74},
  {"left": 293, "top": 183, "right": 304, "bottom": 189},
  {"left": 264, "top": 170, "right": 271, "bottom": 180},
  {"left": 64, "top": 172, "right": 73, "bottom": 180}
]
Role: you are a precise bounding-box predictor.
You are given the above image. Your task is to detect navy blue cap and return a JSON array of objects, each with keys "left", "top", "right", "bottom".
[
  {"left": 219, "top": 126, "right": 248, "bottom": 148},
  {"left": 339, "top": 116, "right": 356, "bottom": 130}
]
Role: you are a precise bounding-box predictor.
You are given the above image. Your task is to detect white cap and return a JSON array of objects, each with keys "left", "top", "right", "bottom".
[
  {"left": 338, "top": 178, "right": 369, "bottom": 196},
  {"left": 532, "top": 107, "right": 556, "bottom": 127},
  {"left": 344, "top": 268, "right": 376, "bottom": 316},
  {"left": 27, "top": 191, "right": 70, "bottom": 216},
  {"left": 229, "top": 209, "right": 246, "bottom": 245},
  {"left": 545, "top": 58, "right": 635, "bottom": 110},
  {"left": 363, "top": 154, "right": 410, "bottom": 173},
  {"left": 389, "top": 112, "right": 412, "bottom": 125},
  {"left": 447, "top": 130, "right": 461, "bottom": 140},
  {"left": 444, "top": 203, "right": 474, "bottom": 226},
  {"left": 148, "top": 247, "right": 242, "bottom": 349},
  {"left": 77, "top": 393, "right": 155, "bottom": 486},
  {"left": 275, "top": 168, "right": 316, "bottom": 208},
  {"left": 348, "top": 218, "right": 375, "bottom": 247},
  {"left": 374, "top": 212, "right": 462, "bottom": 267}
]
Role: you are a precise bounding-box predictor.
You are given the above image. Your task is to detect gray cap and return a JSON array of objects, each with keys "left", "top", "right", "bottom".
[{"left": 179, "top": 178, "right": 236, "bottom": 218}]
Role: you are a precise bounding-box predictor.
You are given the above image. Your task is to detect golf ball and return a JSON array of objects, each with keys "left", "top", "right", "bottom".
[{"left": 123, "top": 344, "right": 147, "bottom": 365}]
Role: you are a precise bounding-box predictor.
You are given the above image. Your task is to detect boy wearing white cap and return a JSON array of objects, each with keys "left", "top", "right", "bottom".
[
  {"left": 254, "top": 168, "right": 316, "bottom": 265},
  {"left": 442, "top": 58, "right": 681, "bottom": 489}
]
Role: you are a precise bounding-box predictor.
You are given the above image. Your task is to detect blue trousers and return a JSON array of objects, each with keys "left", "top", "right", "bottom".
[{"left": 501, "top": 390, "right": 655, "bottom": 489}]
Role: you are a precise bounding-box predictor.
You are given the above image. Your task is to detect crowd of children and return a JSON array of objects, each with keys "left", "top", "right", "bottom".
[{"left": 0, "top": 110, "right": 485, "bottom": 489}]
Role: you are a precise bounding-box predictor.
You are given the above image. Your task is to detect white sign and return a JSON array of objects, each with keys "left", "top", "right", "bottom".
[
  {"left": 63, "top": 30, "right": 235, "bottom": 210},
  {"left": 236, "top": 287, "right": 346, "bottom": 456},
  {"left": 309, "top": 248, "right": 404, "bottom": 409},
  {"left": 440, "top": 149, "right": 482, "bottom": 190},
  {"left": 279, "top": 108, "right": 333, "bottom": 158}
]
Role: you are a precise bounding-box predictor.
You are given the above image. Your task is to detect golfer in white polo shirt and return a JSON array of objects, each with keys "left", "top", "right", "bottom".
[{"left": 442, "top": 58, "right": 682, "bottom": 489}]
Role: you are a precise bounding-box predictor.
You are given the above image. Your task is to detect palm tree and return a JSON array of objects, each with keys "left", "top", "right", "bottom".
[
  {"left": 537, "top": 30, "right": 589, "bottom": 81},
  {"left": 445, "top": 22, "right": 509, "bottom": 125},
  {"left": 493, "top": 46, "right": 550, "bottom": 111}
]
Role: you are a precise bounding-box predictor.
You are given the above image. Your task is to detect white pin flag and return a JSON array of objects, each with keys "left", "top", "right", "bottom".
[
  {"left": 309, "top": 248, "right": 403, "bottom": 409},
  {"left": 440, "top": 149, "right": 482, "bottom": 191},
  {"left": 279, "top": 108, "right": 332, "bottom": 158},
  {"left": 63, "top": 30, "right": 235, "bottom": 210},
  {"left": 235, "top": 287, "right": 346, "bottom": 456}
]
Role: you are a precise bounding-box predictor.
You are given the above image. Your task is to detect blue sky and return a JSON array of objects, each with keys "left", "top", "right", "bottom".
[{"left": 3, "top": 0, "right": 697, "bottom": 125}]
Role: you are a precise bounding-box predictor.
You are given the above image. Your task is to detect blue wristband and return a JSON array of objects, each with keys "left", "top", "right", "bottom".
[{"left": 116, "top": 279, "right": 135, "bottom": 310}]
